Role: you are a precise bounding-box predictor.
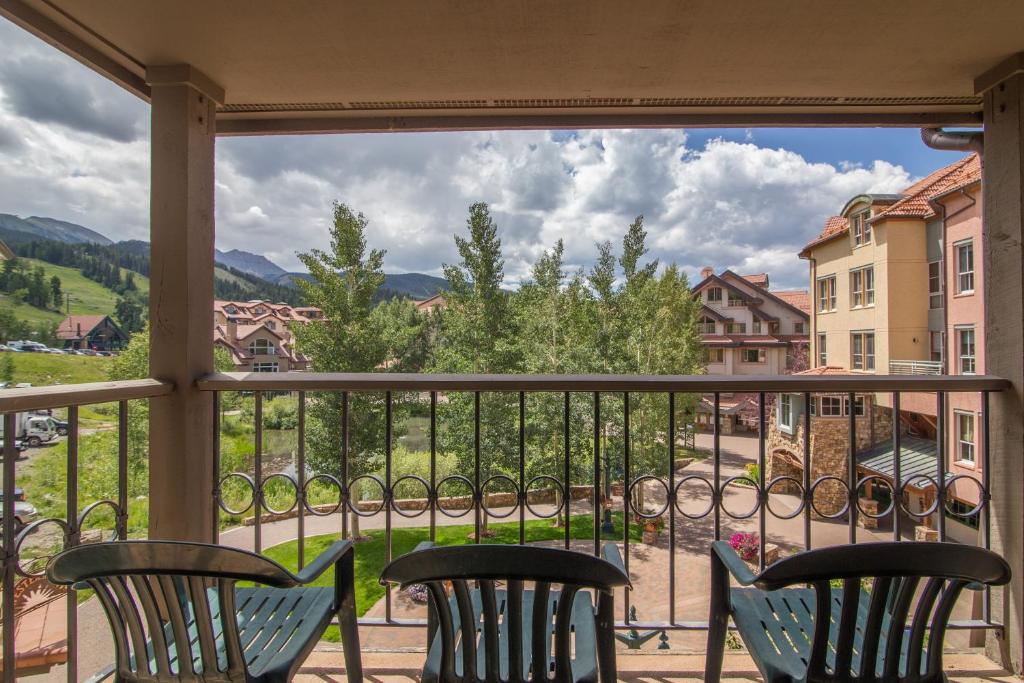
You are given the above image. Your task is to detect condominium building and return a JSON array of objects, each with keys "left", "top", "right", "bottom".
[
  {"left": 212, "top": 300, "right": 322, "bottom": 372},
  {"left": 769, "top": 154, "right": 983, "bottom": 541}
]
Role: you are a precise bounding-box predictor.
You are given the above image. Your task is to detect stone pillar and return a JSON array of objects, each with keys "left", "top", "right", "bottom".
[
  {"left": 147, "top": 65, "right": 224, "bottom": 542},
  {"left": 979, "top": 54, "right": 1024, "bottom": 672}
]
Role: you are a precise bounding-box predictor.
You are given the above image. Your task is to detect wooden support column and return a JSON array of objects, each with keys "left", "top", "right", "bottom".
[
  {"left": 979, "top": 54, "right": 1024, "bottom": 673},
  {"left": 147, "top": 65, "right": 224, "bottom": 542}
]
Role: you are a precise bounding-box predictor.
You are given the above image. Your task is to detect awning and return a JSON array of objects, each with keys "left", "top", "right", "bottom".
[{"left": 856, "top": 435, "right": 953, "bottom": 490}]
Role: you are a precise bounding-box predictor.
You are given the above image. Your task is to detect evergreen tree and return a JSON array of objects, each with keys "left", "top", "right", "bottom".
[{"left": 50, "top": 275, "right": 62, "bottom": 310}]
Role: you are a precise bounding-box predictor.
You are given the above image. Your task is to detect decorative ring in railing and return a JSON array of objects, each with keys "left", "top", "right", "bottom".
[
  {"left": 77, "top": 499, "right": 122, "bottom": 541},
  {"left": 764, "top": 476, "right": 806, "bottom": 519},
  {"left": 13, "top": 518, "right": 69, "bottom": 578},
  {"left": 434, "top": 475, "right": 476, "bottom": 518},
  {"left": 673, "top": 476, "right": 716, "bottom": 519},
  {"left": 217, "top": 472, "right": 257, "bottom": 516},
  {"left": 943, "top": 475, "right": 986, "bottom": 520},
  {"left": 302, "top": 474, "right": 344, "bottom": 515},
  {"left": 628, "top": 476, "right": 670, "bottom": 519},
  {"left": 808, "top": 476, "right": 851, "bottom": 519},
  {"left": 896, "top": 475, "right": 941, "bottom": 518},
  {"left": 261, "top": 473, "right": 299, "bottom": 515},
  {"left": 390, "top": 475, "right": 431, "bottom": 519},
  {"left": 480, "top": 475, "right": 520, "bottom": 519},
  {"left": 854, "top": 476, "right": 895, "bottom": 519},
  {"left": 524, "top": 475, "right": 565, "bottom": 519},
  {"left": 347, "top": 474, "right": 386, "bottom": 517},
  {"left": 719, "top": 476, "right": 761, "bottom": 519}
]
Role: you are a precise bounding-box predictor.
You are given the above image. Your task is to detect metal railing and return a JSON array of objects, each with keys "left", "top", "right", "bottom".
[
  {"left": 0, "top": 379, "right": 172, "bottom": 683},
  {"left": 0, "top": 371, "right": 1011, "bottom": 681},
  {"left": 890, "top": 359, "right": 945, "bottom": 375},
  {"left": 199, "top": 371, "right": 1009, "bottom": 635}
]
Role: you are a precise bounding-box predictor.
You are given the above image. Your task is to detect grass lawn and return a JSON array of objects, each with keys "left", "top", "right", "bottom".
[
  {"left": 0, "top": 293, "right": 65, "bottom": 326},
  {"left": 2, "top": 351, "right": 111, "bottom": 386},
  {"left": 261, "top": 512, "right": 640, "bottom": 640}
]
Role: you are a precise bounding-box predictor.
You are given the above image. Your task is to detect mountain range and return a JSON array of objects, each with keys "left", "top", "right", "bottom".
[{"left": 0, "top": 213, "right": 449, "bottom": 300}]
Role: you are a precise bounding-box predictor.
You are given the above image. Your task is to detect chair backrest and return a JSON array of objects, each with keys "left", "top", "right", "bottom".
[
  {"left": 381, "top": 545, "right": 630, "bottom": 683},
  {"left": 47, "top": 540, "right": 300, "bottom": 682},
  {"left": 756, "top": 542, "right": 1011, "bottom": 683}
]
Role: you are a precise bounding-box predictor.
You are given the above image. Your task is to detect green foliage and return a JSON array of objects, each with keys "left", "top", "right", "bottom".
[
  {"left": 0, "top": 350, "right": 109, "bottom": 385},
  {"left": 114, "top": 295, "right": 146, "bottom": 333},
  {"left": 1, "top": 353, "right": 13, "bottom": 384}
]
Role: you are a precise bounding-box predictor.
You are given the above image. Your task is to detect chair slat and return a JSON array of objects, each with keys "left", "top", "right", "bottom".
[
  {"left": 832, "top": 578, "right": 861, "bottom": 677},
  {"left": 157, "top": 574, "right": 197, "bottom": 676},
  {"left": 480, "top": 580, "right": 502, "bottom": 683},
  {"left": 553, "top": 586, "right": 580, "bottom": 682},
  {"left": 857, "top": 576, "right": 893, "bottom": 679},
  {"left": 453, "top": 579, "right": 478, "bottom": 680},
  {"left": 89, "top": 578, "right": 133, "bottom": 677},
  {"left": 186, "top": 576, "right": 219, "bottom": 673},
  {"left": 530, "top": 581, "right": 552, "bottom": 682},
  {"left": 906, "top": 578, "right": 944, "bottom": 680},
  {"left": 807, "top": 581, "right": 834, "bottom": 678},
  {"left": 130, "top": 574, "right": 172, "bottom": 676},
  {"left": 506, "top": 580, "right": 524, "bottom": 682},
  {"left": 217, "top": 578, "right": 246, "bottom": 678},
  {"left": 427, "top": 581, "right": 458, "bottom": 682},
  {"left": 882, "top": 576, "right": 919, "bottom": 680},
  {"left": 925, "top": 580, "right": 967, "bottom": 678},
  {"left": 107, "top": 575, "right": 153, "bottom": 677}
]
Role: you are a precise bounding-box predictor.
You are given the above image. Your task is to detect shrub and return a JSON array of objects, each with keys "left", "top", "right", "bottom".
[{"left": 729, "top": 531, "right": 760, "bottom": 562}]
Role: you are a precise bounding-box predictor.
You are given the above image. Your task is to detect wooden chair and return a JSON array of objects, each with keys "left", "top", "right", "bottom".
[
  {"left": 380, "top": 542, "right": 630, "bottom": 683},
  {"left": 46, "top": 540, "right": 363, "bottom": 683},
  {"left": 705, "top": 541, "right": 1011, "bottom": 683}
]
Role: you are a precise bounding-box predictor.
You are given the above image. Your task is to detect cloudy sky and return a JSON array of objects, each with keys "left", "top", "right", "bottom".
[{"left": 0, "top": 19, "right": 972, "bottom": 289}]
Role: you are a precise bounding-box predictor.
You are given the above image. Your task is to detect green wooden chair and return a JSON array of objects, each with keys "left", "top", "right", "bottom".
[
  {"left": 705, "top": 541, "right": 1011, "bottom": 683},
  {"left": 46, "top": 539, "right": 363, "bottom": 683},
  {"left": 381, "top": 542, "right": 630, "bottom": 683}
]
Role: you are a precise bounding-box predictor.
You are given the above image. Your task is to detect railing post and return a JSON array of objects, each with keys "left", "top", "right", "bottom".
[
  {"left": 981, "top": 58, "right": 1024, "bottom": 672},
  {"left": 146, "top": 65, "right": 223, "bottom": 543}
]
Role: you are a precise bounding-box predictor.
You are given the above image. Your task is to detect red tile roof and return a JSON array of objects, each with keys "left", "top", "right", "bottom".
[
  {"left": 55, "top": 315, "right": 108, "bottom": 340},
  {"left": 772, "top": 289, "right": 809, "bottom": 314},
  {"left": 801, "top": 154, "right": 980, "bottom": 256},
  {"left": 740, "top": 273, "right": 769, "bottom": 288}
]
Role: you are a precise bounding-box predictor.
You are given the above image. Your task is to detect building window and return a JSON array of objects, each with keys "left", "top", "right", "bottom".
[
  {"left": 945, "top": 499, "right": 980, "bottom": 530},
  {"left": 742, "top": 348, "right": 766, "bottom": 363},
  {"left": 928, "top": 261, "right": 943, "bottom": 309},
  {"left": 727, "top": 292, "right": 745, "bottom": 307},
  {"left": 700, "top": 317, "right": 717, "bottom": 334},
  {"left": 850, "top": 266, "right": 874, "bottom": 307},
  {"left": 820, "top": 396, "right": 844, "bottom": 417},
  {"left": 707, "top": 287, "right": 722, "bottom": 303},
  {"left": 704, "top": 348, "right": 725, "bottom": 364},
  {"left": 817, "top": 276, "right": 836, "bottom": 312},
  {"left": 248, "top": 338, "right": 276, "bottom": 355},
  {"left": 930, "top": 331, "right": 944, "bottom": 364},
  {"left": 851, "top": 331, "right": 875, "bottom": 371},
  {"left": 253, "top": 361, "right": 279, "bottom": 373},
  {"left": 752, "top": 320, "right": 762, "bottom": 334},
  {"left": 779, "top": 394, "right": 793, "bottom": 431},
  {"left": 794, "top": 321, "right": 804, "bottom": 334},
  {"left": 956, "top": 241, "right": 974, "bottom": 293},
  {"left": 958, "top": 327, "right": 976, "bottom": 374},
  {"left": 725, "top": 322, "right": 746, "bottom": 334},
  {"left": 851, "top": 211, "right": 871, "bottom": 246},
  {"left": 817, "top": 333, "right": 827, "bottom": 366},
  {"left": 956, "top": 411, "right": 976, "bottom": 464}
]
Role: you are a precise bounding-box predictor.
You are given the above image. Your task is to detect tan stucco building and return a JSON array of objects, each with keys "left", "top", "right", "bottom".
[{"left": 212, "top": 300, "right": 321, "bottom": 372}]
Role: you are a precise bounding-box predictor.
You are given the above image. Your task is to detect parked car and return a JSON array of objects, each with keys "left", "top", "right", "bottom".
[
  {"left": 96, "top": 351, "right": 113, "bottom": 357},
  {"left": 0, "top": 500, "right": 38, "bottom": 533},
  {"left": 47, "top": 418, "right": 69, "bottom": 436},
  {"left": 0, "top": 438, "right": 28, "bottom": 459}
]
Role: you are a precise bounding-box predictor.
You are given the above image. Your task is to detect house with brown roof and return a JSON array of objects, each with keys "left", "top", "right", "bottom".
[
  {"left": 55, "top": 315, "right": 129, "bottom": 351},
  {"left": 772, "top": 154, "right": 984, "bottom": 540},
  {"left": 691, "top": 268, "right": 809, "bottom": 433},
  {"left": 212, "top": 300, "right": 321, "bottom": 372}
]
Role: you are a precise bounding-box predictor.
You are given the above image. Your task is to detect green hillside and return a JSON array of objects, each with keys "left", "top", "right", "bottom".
[
  {"left": 1, "top": 351, "right": 111, "bottom": 385},
  {"left": 16, "top": 257, "right": 149, "bottom": 317}
]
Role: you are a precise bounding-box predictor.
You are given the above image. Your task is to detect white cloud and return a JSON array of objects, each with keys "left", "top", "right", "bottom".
[{"left": 0, "top": 19, "right": 917, "bottom": 290}]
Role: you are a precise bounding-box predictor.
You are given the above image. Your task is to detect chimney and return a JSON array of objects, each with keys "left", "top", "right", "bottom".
[
  {"left": 700, "top": 266, "right": 714, "bottom": 279},
  {"left": 227, "top": 318, "right": 238, "bottom": 342},
  {"left": 76, "top": 322, "right": 82, "bottom": 337}
]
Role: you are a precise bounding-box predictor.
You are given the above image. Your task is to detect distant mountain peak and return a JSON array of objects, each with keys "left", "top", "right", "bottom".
[
  {"left": 214, "top": 248, "right": 289, "bottom": 280},
  {"left": 0, "top": 213, "right": 112, "bottom": 245}
]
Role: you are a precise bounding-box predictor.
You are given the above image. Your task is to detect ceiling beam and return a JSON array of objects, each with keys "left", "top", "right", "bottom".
[{"left": 215, "top": 110, "right": 982, "bottom": 136}]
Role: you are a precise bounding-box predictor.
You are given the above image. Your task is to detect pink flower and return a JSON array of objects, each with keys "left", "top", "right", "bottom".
[{"left": 729, "top": 532, "right": 760, "bottom": 562}]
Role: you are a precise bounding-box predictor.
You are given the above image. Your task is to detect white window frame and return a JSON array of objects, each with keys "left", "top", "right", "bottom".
[
  {"left": 819, "top": 396, "right": 843, "bottom": 417},
  {"left": 752, "top": 320, "right": 762, "bottom": 334},
  {"left": 851, "top": 331, "right": 875, "bottom": 371},
  {"left": 725, "top": 322, "right": 747, "bottom": 334},
  {"left": 850, "top": 266, "right": 874, "bottom": 308},
  {"left": 248, "top": 338, "right": 276, "bottom": 355},
  {"left": 928, "top": 260, "right": 943, "bottom": 309},
  {"left": 851, "top": 211, "right": 872, "bottom": 247},
  {"left": 955, "top": 410, "right": 976, "bottom": 465},
  {"left": 794, "top": 321, "right": 805, "bottom": 334},
  {"left": 727, "top": 292, "right": 745, "bottom": 307},
  {"left": 958, "top": 326, "right": 976, "bottom": 374},
  {"left": 817, "top": 333, "right": 827, "bottom": 366},
  {"left": 955, "top": 240, "right": 974, "bottom": 294},
  {"left": 253, "top": 361, "right": 279, "bottom": 373},
  {"left": 707, "top": 287, "right": 722, "bottom": 303},
  {"left": 779, "top": 394, "right": 794, "bottom": 433},
  {"left": 705, "top": 348, "right": 725, "bottom": 364},
  {"left": 930, "top": 331, "right": 944, "bottom": 364},
  {"left": 817, "top": 275, "right": 837, "bottom": 313},
  {"left": 700, "top": 317, "right": 717, "bottom": 334}
]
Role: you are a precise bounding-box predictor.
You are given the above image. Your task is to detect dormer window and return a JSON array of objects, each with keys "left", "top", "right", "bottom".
[
  {"left": 707, "top": 287, "right": 722, "bottom": 303},
  {"left": 225, "top": 305, "right": 237, "bottom": 314},
  {"left": 249, "top": 338, "right": 275, "bottom": 355},
  {"left": 851, "top": 211, "right": 871, "bottom": 246}
]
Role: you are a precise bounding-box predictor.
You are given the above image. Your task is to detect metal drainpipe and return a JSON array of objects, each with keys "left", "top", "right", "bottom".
[{"left": 920, "top": 127, "right": 984, "bottom": 155}]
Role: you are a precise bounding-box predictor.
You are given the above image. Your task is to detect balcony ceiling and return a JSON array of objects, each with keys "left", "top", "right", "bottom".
[{"left": 3, "top": 0, "right": 1023, "bottom": 133}]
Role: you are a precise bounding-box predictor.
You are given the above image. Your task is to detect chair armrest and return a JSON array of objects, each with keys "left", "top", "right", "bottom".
[
  {"left": 295, "top": 539, "right": 354, "bottom": 585},
  {"left": 413, "top": 540, "right": 436, "bottom": 553},
  {"left": 711, "top": 541, "right": 758, "bottom": 587},
  {"left": 601, "top": 542, "right": 630, "bottom": 588}
]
